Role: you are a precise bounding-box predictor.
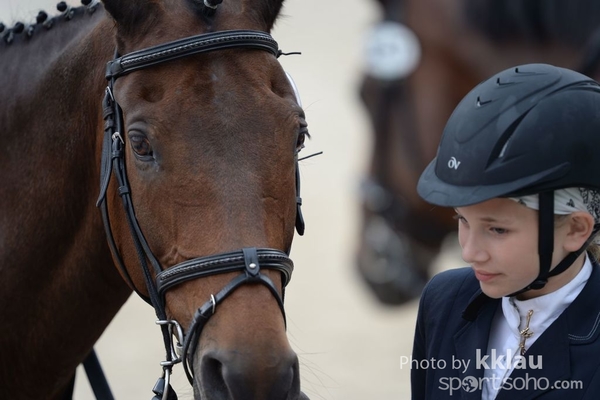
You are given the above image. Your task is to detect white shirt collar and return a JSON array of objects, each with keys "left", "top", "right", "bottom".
[{"left": 502, "top": 253, "right": 593, "bottom": 342}]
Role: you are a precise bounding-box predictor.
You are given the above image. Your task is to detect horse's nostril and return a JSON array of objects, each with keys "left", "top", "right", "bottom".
[
  {"left": 199, "top": 349, "right": 300, "bottom": 400},
  {"left": 200, "top": 356, "right": 228, "bottom": 398}
]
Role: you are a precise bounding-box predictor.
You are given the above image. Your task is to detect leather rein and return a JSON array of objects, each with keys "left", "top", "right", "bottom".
[{"left": 95, "top": 29, "right": 304, "bottom": 400}]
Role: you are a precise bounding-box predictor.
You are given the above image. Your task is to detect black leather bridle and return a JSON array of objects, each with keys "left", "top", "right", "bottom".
[{"left": 95, "top": 29, "right": 304, "bottom": 400}]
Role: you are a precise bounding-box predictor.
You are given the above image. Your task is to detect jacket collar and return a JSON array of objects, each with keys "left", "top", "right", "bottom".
[{"left": 565, "top": 260, "right": 600, "bottom": 345}]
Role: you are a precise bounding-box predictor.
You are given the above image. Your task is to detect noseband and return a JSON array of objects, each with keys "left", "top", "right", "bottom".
[{"left": 95, "top": 30, "right": 304, "bottom": 400}]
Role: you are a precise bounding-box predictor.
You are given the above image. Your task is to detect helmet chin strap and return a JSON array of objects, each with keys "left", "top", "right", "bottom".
[{"left": 508, "top": 191, "right": 600, "bottom": 297}]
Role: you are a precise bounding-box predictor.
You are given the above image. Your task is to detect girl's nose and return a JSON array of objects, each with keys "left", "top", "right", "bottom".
[{"left": 459, "top": 231, "right": 489, "bottom": 265}]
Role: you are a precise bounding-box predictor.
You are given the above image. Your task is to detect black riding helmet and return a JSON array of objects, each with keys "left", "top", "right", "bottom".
[{"left": 417, "top": 63, "right": 600, "bottom": 295}]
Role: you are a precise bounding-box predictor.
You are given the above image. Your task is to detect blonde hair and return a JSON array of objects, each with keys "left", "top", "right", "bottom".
[{"left": 588, "top": 245, "right": 600, "bottom": 262}]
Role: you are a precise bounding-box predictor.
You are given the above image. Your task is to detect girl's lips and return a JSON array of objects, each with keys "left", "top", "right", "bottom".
[{"left": 474, "top": 270, "right": 500, "bottom": 282}]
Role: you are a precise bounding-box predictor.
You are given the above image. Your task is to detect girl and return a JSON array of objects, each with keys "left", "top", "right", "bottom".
[{"left": 412, "top": 63, "right": 600, "bottom": 399}]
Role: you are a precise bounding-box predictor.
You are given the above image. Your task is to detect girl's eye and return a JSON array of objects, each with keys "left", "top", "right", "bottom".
[
  {"left": 491, "top": 227, "right": 508, "bottom": 235},
  {"left": 129, "top": 134, "right": 153, "bottom": 159},
  {"left": 453, "top": 214, "right": 467, "bottom": 224}
]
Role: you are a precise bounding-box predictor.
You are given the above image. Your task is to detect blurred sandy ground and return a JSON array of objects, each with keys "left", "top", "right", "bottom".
[{"left": 0, "top": 1, "right": 464, "bottom": 399}]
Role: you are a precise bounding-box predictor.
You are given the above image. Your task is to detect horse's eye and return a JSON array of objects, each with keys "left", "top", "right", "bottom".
[
  {"left": 296, "top": 125, "right": 309, "bottom": 153},
  {"left": 129, "top": 134, "right": 153, "bottom": 159}
]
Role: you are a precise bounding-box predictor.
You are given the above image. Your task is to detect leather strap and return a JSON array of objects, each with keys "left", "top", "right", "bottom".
[
  {"left": 295, "top": 162, "right": 305, "bottom": 235},
  {"left": 106, "top": 30, "right": 279, "bottom": 79},
  {"left": 156, "top": 248, "right": 293, "bottom": 296},
  {"left": 83, "top": 350, "right": 115, "bottom": 400},
  {"left": 179, "top": 247, "right": 288, "bottom": 383}
]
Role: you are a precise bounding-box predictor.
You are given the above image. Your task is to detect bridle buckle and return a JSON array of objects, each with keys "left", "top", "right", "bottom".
[{"left": 156, "top": 319, "right": 185, "bottom": 362}]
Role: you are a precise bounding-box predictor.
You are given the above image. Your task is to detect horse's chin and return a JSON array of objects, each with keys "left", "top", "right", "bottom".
[{"left": 192, "top": 385, "right": 310, "bottom": 399}]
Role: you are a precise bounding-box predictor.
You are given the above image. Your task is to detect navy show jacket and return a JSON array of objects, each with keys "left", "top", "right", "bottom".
[{"left": 411, "top": 264, "right": 600, "bottom": 399}]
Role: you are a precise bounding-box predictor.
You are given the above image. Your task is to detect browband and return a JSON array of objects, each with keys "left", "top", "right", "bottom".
[{"left": 106, "top": 30, "right": 280, "bottom": 79}]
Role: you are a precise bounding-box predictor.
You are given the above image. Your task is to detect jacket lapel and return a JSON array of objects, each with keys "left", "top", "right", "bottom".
[{"left": 454, "top": 292, "right": 499, "bottom": 399}]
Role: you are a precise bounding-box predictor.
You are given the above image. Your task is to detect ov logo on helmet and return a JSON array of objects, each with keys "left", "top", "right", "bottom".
[{"left": 448, "top": 157, "right": 461, "bottom": 169}]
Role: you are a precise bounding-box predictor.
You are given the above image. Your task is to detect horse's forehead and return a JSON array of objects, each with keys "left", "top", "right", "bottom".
[
  {"left": 113, "top": 0, "right": 266, "bottom": 50},
  {"left": 117, "top": 52, "right": 286, "bottom": 103},
  {"left": 114, "top": 61, "right": 297, "bottom": 140}
]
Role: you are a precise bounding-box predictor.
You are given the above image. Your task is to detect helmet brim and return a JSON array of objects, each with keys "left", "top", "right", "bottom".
[{"left": 417, "top": 159, "right": 569, "bottom": 207}]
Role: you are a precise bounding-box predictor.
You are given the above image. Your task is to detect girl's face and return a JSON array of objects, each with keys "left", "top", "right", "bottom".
[{"left": 455, "top": 198, "right": 585, "bottom": 300}]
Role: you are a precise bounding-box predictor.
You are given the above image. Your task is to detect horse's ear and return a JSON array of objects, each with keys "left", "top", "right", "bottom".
[
  {"left": 101, "top": 0, "right": 158, "bottom": 33},
  {"left": 259, "top": 0, "right": 285, "bottom": 32}
]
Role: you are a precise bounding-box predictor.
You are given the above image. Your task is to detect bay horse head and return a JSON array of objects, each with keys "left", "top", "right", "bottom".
[
  {"left": 0, "top": 0, "right": 308, "bottom": 399},
  {"left": 97, "top": 0, "right": 308, "bottom": 398}
]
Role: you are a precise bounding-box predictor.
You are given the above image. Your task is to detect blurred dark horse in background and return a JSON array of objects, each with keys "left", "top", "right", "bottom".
[
  {"left": 0, "top": 0, "right": 309, "bottom": 399},
  {"left": 357, "top": 0, "right": 600, "bottom": 305}
]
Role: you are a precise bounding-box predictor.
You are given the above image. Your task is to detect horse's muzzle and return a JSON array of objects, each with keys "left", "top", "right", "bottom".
[{"left": 194, "top": 347, "right": 305, "bottom": 399}]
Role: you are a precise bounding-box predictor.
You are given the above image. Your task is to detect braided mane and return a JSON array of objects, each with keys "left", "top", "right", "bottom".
[{"left": 0, "top": 1, "right": 101, "bottom": 47}]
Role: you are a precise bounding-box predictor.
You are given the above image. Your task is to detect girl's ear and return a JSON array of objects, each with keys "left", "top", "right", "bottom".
[{"left": 564, "top": 211, "right": 596, "bottom": 252}]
